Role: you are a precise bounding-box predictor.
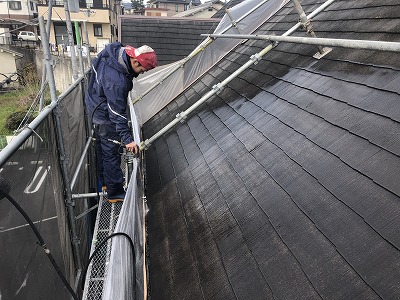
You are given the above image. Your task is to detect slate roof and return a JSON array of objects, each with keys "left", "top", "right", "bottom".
[
  {"left": 119, "top": 16, "right": 220, "bottom": 65},
  {"left": 143, "top": 0, "right": 400, "bottom": 299}
]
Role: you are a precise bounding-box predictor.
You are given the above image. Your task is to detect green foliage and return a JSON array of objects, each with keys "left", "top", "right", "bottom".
[
  {"left": 5, "top": 111, "right": 35, "bottom": 131},
  {"left": 0, "top": 65, "right": 48, "bottom": 135},
  {"left": 131, "top": 0, "right": 144, "bottom": 8},
  {"left": 0, "top": 136, "right": 7, "bottom": 150}
]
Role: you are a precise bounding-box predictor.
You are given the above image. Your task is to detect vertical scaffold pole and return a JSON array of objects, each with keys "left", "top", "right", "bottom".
[
  {"left": 39, "top": 15, "right": 83, "bottom": 281},
  {"left": 83, "top": 21, "right": 91, "bottom": 66},
  {"left": 290, "top": 0, "right": 332, "bottom": 57},
  {"left": 39, "top": 0, "right": 53, "bottom": 111},
  {"left": 75, "top": 21, "right": 85, "bottom": 78},
  {"left": 63, "top": 0, "right": 79, "bottom": 80}
]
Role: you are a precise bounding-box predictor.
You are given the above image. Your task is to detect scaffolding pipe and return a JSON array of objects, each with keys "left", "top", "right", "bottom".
[
  {"left": 140, "top": 47, "right": 268, "bottom": 149},
  {"left": 225, "top": 8, "right": 240, "bottom": 33},
  {"left": 63, "top": 0, "right": 79, "bottom": 80},
  {"left": 39, "top": 0, "right": 53, "bottom": 111},
  {"left": 284, "top": 0, "right": 335, "bottom": 37},
  {"left": 140, "top": 43, "right": 274, "bottom": 149},
  {"left": 52, "top": 105, "right": 83, "bottom": 274},
  {"left": 40, "top": 17, "right": 83, "bottom": 274},
  {"left": 39, "top": 17, "right": 58, "bottom": 104},
  {"left": 290, "top": 0, "right": 324, "bottom": 54},
  {"left": 0, "top": 72, "right": 86, "bottom": 167},
  {"left": 132, "top": 0, "right": 273, "bottom": 105},
  {"left": 202, "top": 33, "right": 400, "bottom": 53},
  {"left": 83, "top": 21, "right": 91, "bottom": 66},
  {"left": 40, "top": 16, "right": 83, "bottom": 275},
  {"left": 71, "top": 135, "right": 93, "bottom": 190},
  {"left": 0, "top": 102, "right": 58, "bottom": 167},
  {"left": 140, "top": 0, "right": 337, "bottom": 150},
  {"left": 72, "top": 192, "right": 101, "bottom": 199},
  {"left": 75, "top": 204, "right": 99, "bottom": 220},
  {"left": 75, "top": 21, "right": 85, "bottom": 78}
]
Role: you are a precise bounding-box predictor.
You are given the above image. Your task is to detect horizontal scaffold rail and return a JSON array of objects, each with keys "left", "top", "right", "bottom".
[
  {"left": 139, "top": 0, "right": 338, "bottom": 150},
  {"left": 131, "top": 0, "right": 282, "bottom": 105},
  {"left": 201, "top": 33, "right": 400, "bottom": 53}
]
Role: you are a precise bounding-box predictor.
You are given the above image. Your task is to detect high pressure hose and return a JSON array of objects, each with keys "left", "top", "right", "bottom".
[
  {"left": 81, "top": 232, "right": 135, "bottom": 290},
  {"left": 0, "top": 177, "right": 80, "bottom": 300}
]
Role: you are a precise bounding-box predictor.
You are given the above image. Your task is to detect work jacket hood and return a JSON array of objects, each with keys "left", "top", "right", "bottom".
[{"left": 100, "top": 42, "right": 130, "bottom": 75}]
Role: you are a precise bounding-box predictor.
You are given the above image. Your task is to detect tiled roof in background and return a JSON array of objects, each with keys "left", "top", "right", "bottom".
[
  {"left": 143, "top": 0, "right": 400, "bottom": 299},
  {"left": 119, "top": 16, "right": 220, "bottom": 65},
  {"left": 211, "top": 0, "right": 246, "bottom": 18}
]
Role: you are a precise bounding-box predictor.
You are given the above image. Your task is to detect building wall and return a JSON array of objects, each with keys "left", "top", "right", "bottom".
[
  {"left": 37, "top": 0, "right": 120, "bottom": 53},
  {"left": 144, "top": 9, "right": 168, "bottom": 17},
  {"left": 0, "top": 0, "right": 38, "bottom": 35},
  {"left": 150, "top": 2, "right": 189, "bottom": 17},
  {"left": 0, "top": 51, "right": 18, "bottom": 76},
  {"left": 0, "top": 0, "right": 33, "bottom": 18}
]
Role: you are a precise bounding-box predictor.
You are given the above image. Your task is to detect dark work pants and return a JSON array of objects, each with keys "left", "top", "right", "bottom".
[{"left": 95, "top": 124, "right": 124, "bottom": 197}]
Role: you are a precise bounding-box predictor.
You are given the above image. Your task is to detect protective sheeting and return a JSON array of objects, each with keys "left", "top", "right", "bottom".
[
  {"left": 0, "top": 80, "right": 89, "bottom": 299},
  {"left": 101, "top": 102, "right": 146, "bottom": 299},
  {"left": 54, "top": 81, "right": 90, "bottom": 285},
  {"left": 132, "top": 0, "right": 289, "bottom": 126},
  {"left": 99, "top": 1, "right": 290, "bottom": 298}
]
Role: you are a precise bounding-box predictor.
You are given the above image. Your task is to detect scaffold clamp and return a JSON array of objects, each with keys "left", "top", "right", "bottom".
[{"left": 176, "top": 112, "right": 188, "bottom": 123}]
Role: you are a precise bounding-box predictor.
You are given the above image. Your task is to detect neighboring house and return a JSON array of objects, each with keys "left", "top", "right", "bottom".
[
  {"left": 149, "top": 0, "right": 191, "bottom": 17},
  {"left": 0, "top": 46, "right": 23, "bottom": 77},
  {"left": 37, "top": 0, "right": 122, "bottom": 53},
  {"left": 0, "top": 0, "right": 39, "bottom": 43},
  {"left": 143, "top": 7, "right": 169, "bottom": 17},
  {"left": 173, "top": 1, "right": 224, "bottom": 18},
  {"left": 119, "top": 15, "right": 220, "bottom": 65},
  {"left": 142, "top": 0, "right": 400, "bottom": 299}
]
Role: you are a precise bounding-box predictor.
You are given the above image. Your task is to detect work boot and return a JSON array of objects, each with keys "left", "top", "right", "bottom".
[{"left": 107, "top": 193, "right": 126, "bottom": 203}]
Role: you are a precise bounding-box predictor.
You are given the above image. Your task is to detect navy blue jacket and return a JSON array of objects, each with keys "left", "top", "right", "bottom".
[{"left": 86, "top": 42, "right": 136, "bottom": 145}]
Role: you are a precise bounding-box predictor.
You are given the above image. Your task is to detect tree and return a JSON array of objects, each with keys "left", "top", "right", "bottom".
[{"left": 131, "top": 0, "right": 144, "bottom": 10}]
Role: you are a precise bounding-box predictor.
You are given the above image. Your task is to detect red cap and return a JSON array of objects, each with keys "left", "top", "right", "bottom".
[{"left": 125, "top": 45, "right": 158, "bottom": 71}]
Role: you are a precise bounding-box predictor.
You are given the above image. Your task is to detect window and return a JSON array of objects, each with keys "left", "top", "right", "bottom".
[
  {"left": 184, "top": 4, "right": 188, "bottom": 10},
  {"left": 93, "top": 24, "right": 102, "bottom": 36},
  {"left": 175, "top": 4, "right": 178, "bottom": 11},
  {"left": 9, "top": 1, "right": 22, "bottom": 10}
]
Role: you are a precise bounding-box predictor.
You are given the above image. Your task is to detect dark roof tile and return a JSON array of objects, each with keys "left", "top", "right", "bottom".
[
  {"left": 143, "top": 0, "right": 400, "bottom": 298},
  {"left": 120, "top": 17, "right": 220, "bottom": 65}
]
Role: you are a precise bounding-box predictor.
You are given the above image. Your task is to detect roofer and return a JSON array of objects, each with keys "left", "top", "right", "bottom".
[{"left": 85, "top": 42, "right": 157, "bottom": 202}]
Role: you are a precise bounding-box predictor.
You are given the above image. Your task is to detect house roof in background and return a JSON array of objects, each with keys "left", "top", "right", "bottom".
[
  {"left": 152, "top": 0, "right": 190, "bottom": 3},
  {"left": 173, "top": 1, "right": 222, "bottom": 17},
  {"left": 143, "top": 0, "right": 400, "bottom": 298},
  {"left": 211, "top": 0, "right": 245, "bottom": 18},
  {"left": 119, "top": 16, "right": 220, "bottom": 65}
]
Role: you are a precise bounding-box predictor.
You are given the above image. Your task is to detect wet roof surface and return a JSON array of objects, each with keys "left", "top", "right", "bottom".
[
  {"left": 120, "top": 17, "right": 220, "bottom": 66},
  {"left": 143, "top": 0, "right": 400, "bottom": 298}
]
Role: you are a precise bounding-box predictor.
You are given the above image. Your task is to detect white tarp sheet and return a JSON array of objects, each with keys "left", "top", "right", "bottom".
[{"left": 132, "top": 0, "right": 289, "bottom": 126}]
